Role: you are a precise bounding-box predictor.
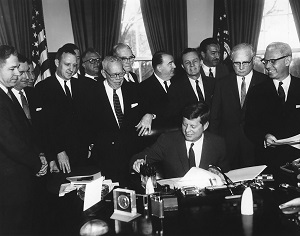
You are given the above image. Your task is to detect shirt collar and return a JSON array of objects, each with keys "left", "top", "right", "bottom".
[{"left": 0, "top": 83, "right": 8, "bottom": 94}]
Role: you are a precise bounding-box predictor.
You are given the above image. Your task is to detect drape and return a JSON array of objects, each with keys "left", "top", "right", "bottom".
[
  {"left": 289, "top": 0, "right": 300, "bottom": 41},
  {"left": 226, "top": 0, "right": 265, "bottom": 51},
  {"left": 69, "top": 0, "right": 123, "bottom": 57},
  {"left": 0, "top": 0, "right": 32, "bottom": 56},
  {"left": 140, "top": 0, "right": 187, "bottom": 60}
]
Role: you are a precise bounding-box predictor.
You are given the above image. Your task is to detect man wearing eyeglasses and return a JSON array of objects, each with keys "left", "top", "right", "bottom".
[
  {"left": 81, "top": 48, "right": 102, "bottom": 81},
  {"left": 89, "top": 56, "right": 140, "bottom": 185},
  {"left": 210, "top": 43, "right": 267, "bottom": 170},
  {"left": 112, "top": 43, "right": 139, "bottom": 83},
  {"left": 245, "top": 42, "right": 300, "bottom": 170}
]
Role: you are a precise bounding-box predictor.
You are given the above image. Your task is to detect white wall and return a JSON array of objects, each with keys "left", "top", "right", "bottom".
[
  {"left": 187, "top": 0, "right": 214, "bottom": 48},
  {"left": 42, "top": 0, "right": 74, "bottom": 52}
]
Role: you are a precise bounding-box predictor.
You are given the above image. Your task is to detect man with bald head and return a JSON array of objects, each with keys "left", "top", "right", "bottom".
[
  {"left": 90, "top": 56, "right": 140, "bottom": 185},
  {"left": 245, "top": 42, "right": 300, "bottom": 169},
  {"left": 210, "top": 43, "right": 267, "bottom": 169}
]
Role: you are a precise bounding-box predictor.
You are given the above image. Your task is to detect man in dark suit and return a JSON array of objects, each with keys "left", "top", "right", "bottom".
[
  {"left": 81, "top": 48, "right": 102, "bottom": 81},
  {"left": 210, "top": 43, "right": 268, "bottom": 169},
  {"left": 131, "top": 102, "right": 228, "bottom": 178},
  {"left": 168, "top": 48, "right": 215, "bottom": 126},
  {"left": 35, "top": 45, "right": 97, "bottom": 173},
  {"left": 245, "top": 42, "right": 300, "bottom": 170},
  {"left": 90, "top": 56, "right": 140, "bottom": 185},
  {"left": 0, "top": 45, "right": 47, "bottom": 234},
  {"left": 197, "top": 38, "right": 229, "bottom": 80},
  {"left": 135, "top": 51, "right": 176, "bottom": 137},
  {"left": 112, "top": 43, "right": 139, "bottom": 83}
]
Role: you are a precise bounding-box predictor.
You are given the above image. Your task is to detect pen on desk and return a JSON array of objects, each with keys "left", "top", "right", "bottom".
[{"left": 209, "top": 178, "right": 215, "bottom": 190}]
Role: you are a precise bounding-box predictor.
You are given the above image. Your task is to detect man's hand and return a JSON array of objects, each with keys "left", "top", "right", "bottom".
[
  {"left": 36, "top": 153, "right": 48, "bottom": 177},
  {"left": 264, "top": 134, "right": 277, "bottom": 148},
  {"left": 57, "top": 151, "right": 71, "bottom": 173},
  {"left": 133, "top": 159, "right": 146, "bottom": 173},
  {"left": 49, "top": 160, "right": 60, "bottom": 173},
  {"left": 279, "top": 197, "right": 300, "bottom": 216},
  {"left": 135, "top": 113, "right": 154, "bottom": 136}
]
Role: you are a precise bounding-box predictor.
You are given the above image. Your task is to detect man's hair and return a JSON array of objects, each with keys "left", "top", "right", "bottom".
[
  {"left": 230, "top": 43, "right": 255, "bottom": 60},
  {"left": 181, "top": 48, "right": 199, "bottom": 64},
  {"left": 0, "top": 45, "right": 17, "bottom": 67},
  {"left": 81, "top": 48, "right": 101, "bottom": 62},
  {"left": 182, "top": 101, "right": 210, "bottom": 125},
  {"left": 112, "top": 43, "right": 132, "bottom": 56},
  {"left": 18, "top": 53, "right": 30, "bottom": 64},
  {"left": 152, "top": 51, "right": 169, "bottom": 71},
  {"left": 63, "top": 43, "right": 79, "bottom": 52},
  {"left": 198, "top": 38, "right": 219, "bottom": 54},
  {"left": 102, "top": 55, "right": 122, "bottom": 71},
  {"left": 55, "top": 45, "right": 76, "bottom": 60},
  {"left": 266, "top": 42, "right": 292, "bottom": 56}
]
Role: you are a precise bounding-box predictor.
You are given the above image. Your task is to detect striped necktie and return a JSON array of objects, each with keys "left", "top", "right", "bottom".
[
  {"left": 113, "top": 89, "right": 124, "bottom": 127},
  {"left": 195, "top": 80, "right": 204, "bottom": 102},
  {"left": 240, "top": 77, "right": 246, "bottom": 107}
]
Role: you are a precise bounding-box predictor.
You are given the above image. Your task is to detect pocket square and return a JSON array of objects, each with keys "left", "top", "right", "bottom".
[
  {"left": 131, "top": 103, "right": 138, "bottom": 108},
  {"left": 36, "top": 107, "right": 42, "bottom": 111},
  {"left": 296, "top": 105, "right": 300, "bottom": 109}
]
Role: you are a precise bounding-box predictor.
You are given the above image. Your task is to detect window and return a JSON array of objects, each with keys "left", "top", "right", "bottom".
[
  {"left": 119, "top": 0, "right": 153, "bottom": 81},
  {"left": 256, "top": 0, "right": 300, "bottom": 77}
]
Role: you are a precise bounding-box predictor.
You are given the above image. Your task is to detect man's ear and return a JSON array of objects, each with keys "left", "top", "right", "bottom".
[
  {"left": 157, "top": 64, "right": 162, "bottom": 73},
  {"left": 181, "top": 64, "right": 184, "bottom": 69},
  {"left": 285, "top": 55, "right": 292, "bottom": 67},
  {"left": 200, "top": 51, "right": 205, "bottom": 60},
  {"left": 54, "top": 59, "right": 59, "bottom": 68},
  {"left": 203, "top": 121, "right": 209, "bottom": 131},
  {"left": 101, "top": 69, "right": 107, "bottom": 78}
]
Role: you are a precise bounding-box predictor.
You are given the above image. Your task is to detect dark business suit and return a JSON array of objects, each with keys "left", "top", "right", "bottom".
[
  {"left": 168, "top": 74, "right": 215, "bottom": 126},
  {"left": 130, "top": 130, "right": 228, "bottom": 178},
  {"left": 35, "top": 76, "right": 98, "bottom": 166},
  {"left": 0, "top": 88, "right": 41, "bottom": 233},
  {"left": 90, "top": 80, "right": 140, "bottom": 185},
  {"left": 200, "top": 63, "right": 230, "bottom": 80},
  {"left": 210, "top": 70, "right": 268, "bottom": 169},
  {"left": 245, "top": 75, "right": 300, "bottom": 168}
]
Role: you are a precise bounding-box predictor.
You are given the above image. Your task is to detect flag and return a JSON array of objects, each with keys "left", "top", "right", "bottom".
[
  {"left": 213, "top": 0, "right": 231, "bottom": 62},
  {"left": 30, "top": 0, "right": 51, "bottom": 85}
]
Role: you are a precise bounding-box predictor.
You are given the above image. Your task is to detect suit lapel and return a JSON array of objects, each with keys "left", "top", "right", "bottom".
[
  {"left": 199, "top": 133, "right": 209, "bottom": 168},
  {"left": 176, "top": 133, "right": 190, "bottom": 173}
]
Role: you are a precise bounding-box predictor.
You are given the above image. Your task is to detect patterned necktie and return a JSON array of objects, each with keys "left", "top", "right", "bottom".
[
  {"left": 195, "top": 80, "right": 204, "bottom": 102},
  {"left": 64, "top": 80, "right": 72, "bottom": 100},
  {"left": 209, "top": 68, "right": 214, "bottom": 78},
  {"left": 277, "top": 81, "right": 285, "bottom": 104},
  {"left": 19, "top": 91, "right": 31, "bottom": 120},
  {"left": 240, "top": 76, "right": 246, "bottom": 107},
  {"left": 188, "top": 143, "right": 196, "bottom": 168},
  {"left": 163, "top": 81, "right": 169, "bottom": 93},
  {"left": 113, "top": 89, "right": 124, "bottom": 127}
]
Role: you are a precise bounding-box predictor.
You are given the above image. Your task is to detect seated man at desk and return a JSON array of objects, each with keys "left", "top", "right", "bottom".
[{"left": 130, "top": 102, "right": 229, "bottom": 178}]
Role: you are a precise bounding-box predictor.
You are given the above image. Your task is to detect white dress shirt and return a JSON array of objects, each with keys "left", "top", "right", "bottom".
[
  {"left": 0, "top": 83, "right": 9, "bottom": 94},
  {"left": 11, "top": 88, "right": 28, "bottom": 107},
  {"left": 236, "top": 70, "right": 253, "bottom": 102},
  {"left": 85, "top": 73, "right": 98, "bottom": 81},
  {"left": 154, "top": 73, "right": 171, "bottom": 93},
  {"left": 56, "top": 73, "right": 72, "bottom": 96},
  {"left": 201, "top": 63, "right": 216, "bottom": 77},
  {"left": 189, "top": 75, "right": 205, "bottom": 100},
  {"left": 273, "top": 74, "right": 291, "bottom": 102},
  {"left": 124, "top": 73, "right": 135, "bottom": 83},
  {"left": 185, "top": 134, "right": 204, "bottom": 167}
]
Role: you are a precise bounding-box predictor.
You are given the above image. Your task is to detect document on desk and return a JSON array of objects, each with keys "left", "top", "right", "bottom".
[
  {"left": 226, "top": 165, "right": 267, "bottom": 183},
  {"left": 66, "top": 171, "right": 102, "bottom": 184},
  {"left": 83, "top": 176, "right": 104, "bottom": 211},
  {"left": 272, "top": 134, "right": 300, "bottom": 149}
]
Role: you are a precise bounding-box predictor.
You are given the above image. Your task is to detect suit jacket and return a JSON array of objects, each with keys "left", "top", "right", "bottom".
[
  {"left": 168, "top": 73, "right": 215, "bottom": 126},
  {"left": 130, "top": 131, "right": 228, "bottom": 178},
  {"left": 35, "top": 76, "right": 98, "bottom": 164},
  {"left": 200, "top": 63, "right": 229, "bottom": 80},
  {"left": 0, "top": 89, "right": 41, "bottom": 205},
  {"left": 90, "top": 81, "right": 140, "bottom": 184},
  {"left": 210, "top": 70, "right": 268, "bottom": 168},
  {"left": 245, "top": 75, "right": 300, "bottom": 165}
]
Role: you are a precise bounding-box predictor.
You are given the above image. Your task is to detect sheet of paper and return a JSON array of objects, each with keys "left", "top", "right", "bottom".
[
  {"left": 66, "top": 171, "right": 102, "bottom": 184},
  {"left": 226, "top": 165, "right": 267, "bottom": 183},
  {"left": 83, "top": 176, "right": 104, "bottom": 211}
]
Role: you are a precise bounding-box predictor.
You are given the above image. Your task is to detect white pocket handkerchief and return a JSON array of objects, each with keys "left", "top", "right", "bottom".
[
  {"left": 296, "top": 105, "right": 300, "bottom": 109},
  {"left": 36, "top": 107, "right": 42, "bottom": 111},
  {"left": 131, "top": 103, "right": 138, "bottom": 108}
]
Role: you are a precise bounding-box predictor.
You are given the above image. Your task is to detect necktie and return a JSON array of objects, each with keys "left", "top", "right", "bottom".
[
  {"left": 188, "top": 143, "right": 196, "bottom": 168},
  {"left": 113, "top": 89, "right": 124, "bottom": 127},
  {"left": 277, "top": 81, "right": 285, "bottom": 104},
  {"left": 19, "top": 91, "right": 31, "bottom": 120},
  {"left": 240, "top": 76, "right": 246, "bottom": 107},
  {"left": 64, "top": 80, "right": 72, "bottom": 100},
  {"left": 163, "top": 81, "right": 169, "bottom": 92},
  {"left": 195, "top": 80, "right": 204, "bottom": 102},
  {"left": 209, "top": 68, "right": 214, "bottom": 78}
]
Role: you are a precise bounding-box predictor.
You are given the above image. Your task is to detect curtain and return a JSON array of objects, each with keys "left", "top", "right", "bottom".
[
  {"left": 290, "top": 0, "right": 300, "bottom": 40},
  {"left": 226, "top": 0, "right": 265, "bottom": 51},
  {"left": 0, "top": 0, "right": 32, "bottom": 56},
  {"left": 69, "top": 0, "right": 123, "bottom": 57},
  {"left": 140, "top": 0, "right": 187, "bottom": 60}
]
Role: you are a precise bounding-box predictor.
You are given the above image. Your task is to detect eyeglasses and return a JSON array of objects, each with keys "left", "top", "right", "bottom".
[
  {"left": 232, "top": 57, "right": 253, "bottom": 67},
  {"left": 120, "top": 55, "right": 135, "bottom": 62},
  {"left": 104, "top": 70, "right": 126, "bottom": 79},
  {"left": 83, "top": 58, "right": 101, "bottom": 64},
  {"left": 261, "top": 55, "right": 289, "bottom": 66}
]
